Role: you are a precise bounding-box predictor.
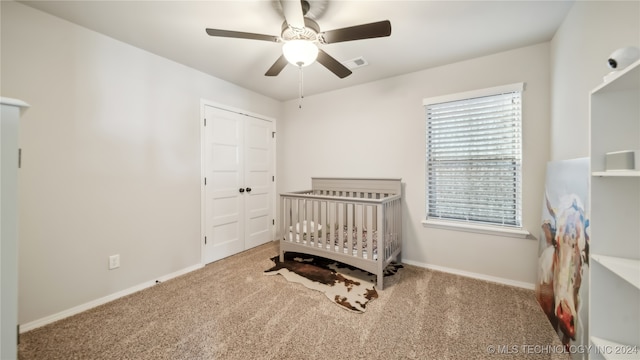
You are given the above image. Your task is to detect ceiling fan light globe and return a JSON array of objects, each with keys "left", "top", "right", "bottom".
[{"left": 283, "top": 40, "right": 318, "bottom": 67}]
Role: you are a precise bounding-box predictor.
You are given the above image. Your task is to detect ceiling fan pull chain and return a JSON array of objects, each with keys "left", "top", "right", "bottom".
[{"left": 298, "top": 63, "right": 304, "bottom": 109}]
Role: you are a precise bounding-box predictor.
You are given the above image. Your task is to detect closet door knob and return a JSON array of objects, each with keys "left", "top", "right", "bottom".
[
  {"left": 245, "top": 187, "right": 252, "bottom": 193},
  {"left": 239, "top": 188, "right": 245, "bottom": 193}
]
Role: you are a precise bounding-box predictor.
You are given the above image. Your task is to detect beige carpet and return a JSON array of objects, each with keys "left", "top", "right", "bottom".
[{"left": 19, "top": 241, "right": 569, "bottom": 360}]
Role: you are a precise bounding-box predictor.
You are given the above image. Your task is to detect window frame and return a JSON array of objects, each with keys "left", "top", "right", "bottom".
[{"left": 421, "top": 83, "right": 530, "bottom": 238}]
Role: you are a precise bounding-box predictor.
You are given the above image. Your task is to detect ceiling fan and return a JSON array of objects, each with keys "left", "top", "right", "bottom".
[{"left": 205, "top": 0, "right": 391, "bottom": 79}]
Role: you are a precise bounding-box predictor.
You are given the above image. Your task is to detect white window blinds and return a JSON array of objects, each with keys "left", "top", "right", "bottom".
[{"left": 424, "top": 83, "right": 523, "bottom": 227}]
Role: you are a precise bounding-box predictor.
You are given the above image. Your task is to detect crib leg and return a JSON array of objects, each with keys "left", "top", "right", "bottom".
[
  {"left": 377, "top": 273, "right": 384, "bottom": 290},
  {"left": 279, "top": 250, "right": 285, "bottom": 262}
]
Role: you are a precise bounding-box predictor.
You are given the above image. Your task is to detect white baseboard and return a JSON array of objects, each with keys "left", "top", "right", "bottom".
[
  {"left": 19, "top": 263, "right": 204, "bottom": 333},
  {"left": 401, "top": 259, "right": 535, "bottom": 290}
]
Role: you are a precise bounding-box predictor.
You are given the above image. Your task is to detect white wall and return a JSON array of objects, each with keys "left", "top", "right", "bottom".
[
  {"left": 278, "top": 43, "right": 551, "bottom": 287},
  {"left": 1, "top": 1, "right": 280, "bottom": 326},
  {"left": 550, "top": 0, "right": 640, "bottom": 161}
]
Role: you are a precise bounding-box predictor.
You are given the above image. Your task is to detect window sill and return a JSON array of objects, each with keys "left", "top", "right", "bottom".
[{"left": 422, "top": 219, "right": 531, "bottom": 239}]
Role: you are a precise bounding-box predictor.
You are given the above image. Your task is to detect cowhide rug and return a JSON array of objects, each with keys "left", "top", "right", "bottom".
[{"left": 264, "top": 252, "right": 403, "bottom": 313}]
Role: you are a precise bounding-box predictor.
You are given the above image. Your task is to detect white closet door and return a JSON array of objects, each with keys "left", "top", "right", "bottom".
[
  {"left": 244, "top": 117, "right": 273, "bottom": 249},
  {"left": 203, "top": 105, "right": 245, "bottom": 263},
  {"left": 202, "top": 104, "right": 274, "bottom": 264}
]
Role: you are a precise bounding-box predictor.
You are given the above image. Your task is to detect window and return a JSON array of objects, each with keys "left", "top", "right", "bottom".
[{"left": 424, "top": 83, "right": 523, "bottom": 230}]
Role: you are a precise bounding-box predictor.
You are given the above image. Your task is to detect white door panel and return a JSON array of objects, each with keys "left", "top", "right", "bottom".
[
  {"left": 244, "top": 117, "right": 273, "bottom": 249},
  {"left": 204, "top": 106, "right": 244, "bottom": 263}
]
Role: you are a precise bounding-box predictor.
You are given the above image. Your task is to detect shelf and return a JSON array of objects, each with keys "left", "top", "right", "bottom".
[
  {"left": 593, "top": 170, "right": 640, "bottom": 177},
  {"left": 591, "top": 336, "right": 640, "bottom": 360},
  {"left": 592, "top": 254, "right": 640, "bottom": 289},
  {"left": 592, "top": 59, "right": 640, "bottom": 94}
]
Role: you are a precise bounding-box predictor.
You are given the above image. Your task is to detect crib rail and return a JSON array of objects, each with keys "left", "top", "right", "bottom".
[{"left": 281, "top": 189, "right": 399, "bottom": 202}]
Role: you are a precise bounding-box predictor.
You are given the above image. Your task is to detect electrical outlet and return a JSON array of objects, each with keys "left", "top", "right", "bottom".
[{"left": 108, "top": 254, "right": 120, "bottom": 270}]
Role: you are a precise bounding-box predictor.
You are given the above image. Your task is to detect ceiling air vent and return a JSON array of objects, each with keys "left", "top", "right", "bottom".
[{"left": 342, "top": 56, "right": 369, "bottom": 69}]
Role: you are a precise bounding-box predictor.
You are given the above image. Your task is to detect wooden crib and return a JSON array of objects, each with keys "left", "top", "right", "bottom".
[{"left": 279, "top": 178, "right": 402, "bottom": 289}]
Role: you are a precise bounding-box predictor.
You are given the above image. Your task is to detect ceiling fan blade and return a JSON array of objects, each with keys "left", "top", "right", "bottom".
[
  {"left": 316, "top": 49, "right": 352, "bottom": 79},
  {"left": 265, "top": 55, "right": 289, "bottom": 76},
  {"left": 319, "top": 20, "right": 391, "bottom": 44},
  {"left": 205, "top": 28, "right": 279, "bottom": 42},
  {"left": 280, "top": 0, "right": 305, "bottom": 29}
]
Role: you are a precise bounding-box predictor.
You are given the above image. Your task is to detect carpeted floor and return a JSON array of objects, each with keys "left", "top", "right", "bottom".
[{"left": 18, "top": 241, "right": 569, "bottom": 360}]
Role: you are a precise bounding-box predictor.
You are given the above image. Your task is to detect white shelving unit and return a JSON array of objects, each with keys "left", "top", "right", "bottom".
[{"left": 588, "top": 59, "right": 640, "bottom": 360}]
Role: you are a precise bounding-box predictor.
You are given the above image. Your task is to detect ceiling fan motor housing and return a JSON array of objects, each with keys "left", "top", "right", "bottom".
[{"left": 281, "top": 18, "right": 320, "bottom": 42}]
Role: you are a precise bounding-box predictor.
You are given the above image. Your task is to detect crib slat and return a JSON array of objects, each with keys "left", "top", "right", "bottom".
[
  {"left": 377, "top": 204, "right": 383, "bottom": 260},
  {"left": 395, "top": 199, "right": 400, "bottom": 253},
  {"left": 297, "top": 198, "right": 304, "bottom": 243},
  {"left": 319, "top": 201, "right": 326, "bottom": 249},
  {"left": 311, "top": 199, "right": 318, "bottom": 248},
  {"left": 288, "top": 198, "right": 293, "bottom": 241},
  {"left": 396, "top": 201, "right": 400, "bottom": 251},
  {"left": 309, "top": 199, "right": 313, "bottom": 243},
  {"left": 366, "top": 205, "right": 373, "bottom": 260},
  {"left": 385, "top": 202, "right": 390, "bottom": 259},
  {"left": 329, "top": 202, "right": 336, "bottom": 252},
  {"left": 294, "top": 198, "right": 299, "bottom": 243},
  {"left": 394, "top": 200, "right": 400, "bottom": 255},
  {"left": 284, "top": 198, "right": 291, "bottom": 241},
  {"left": 347, "top": 203, "right": 353, "bottom": 256},
  {"left": 356, "top": 204, "right": 363, "bottom": 258},
  {"left": 389, "top": 200, "right": 393, "bottom": 253},
  {"left": 338, "top": 203, "right": 344, "bottom": 255}
]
